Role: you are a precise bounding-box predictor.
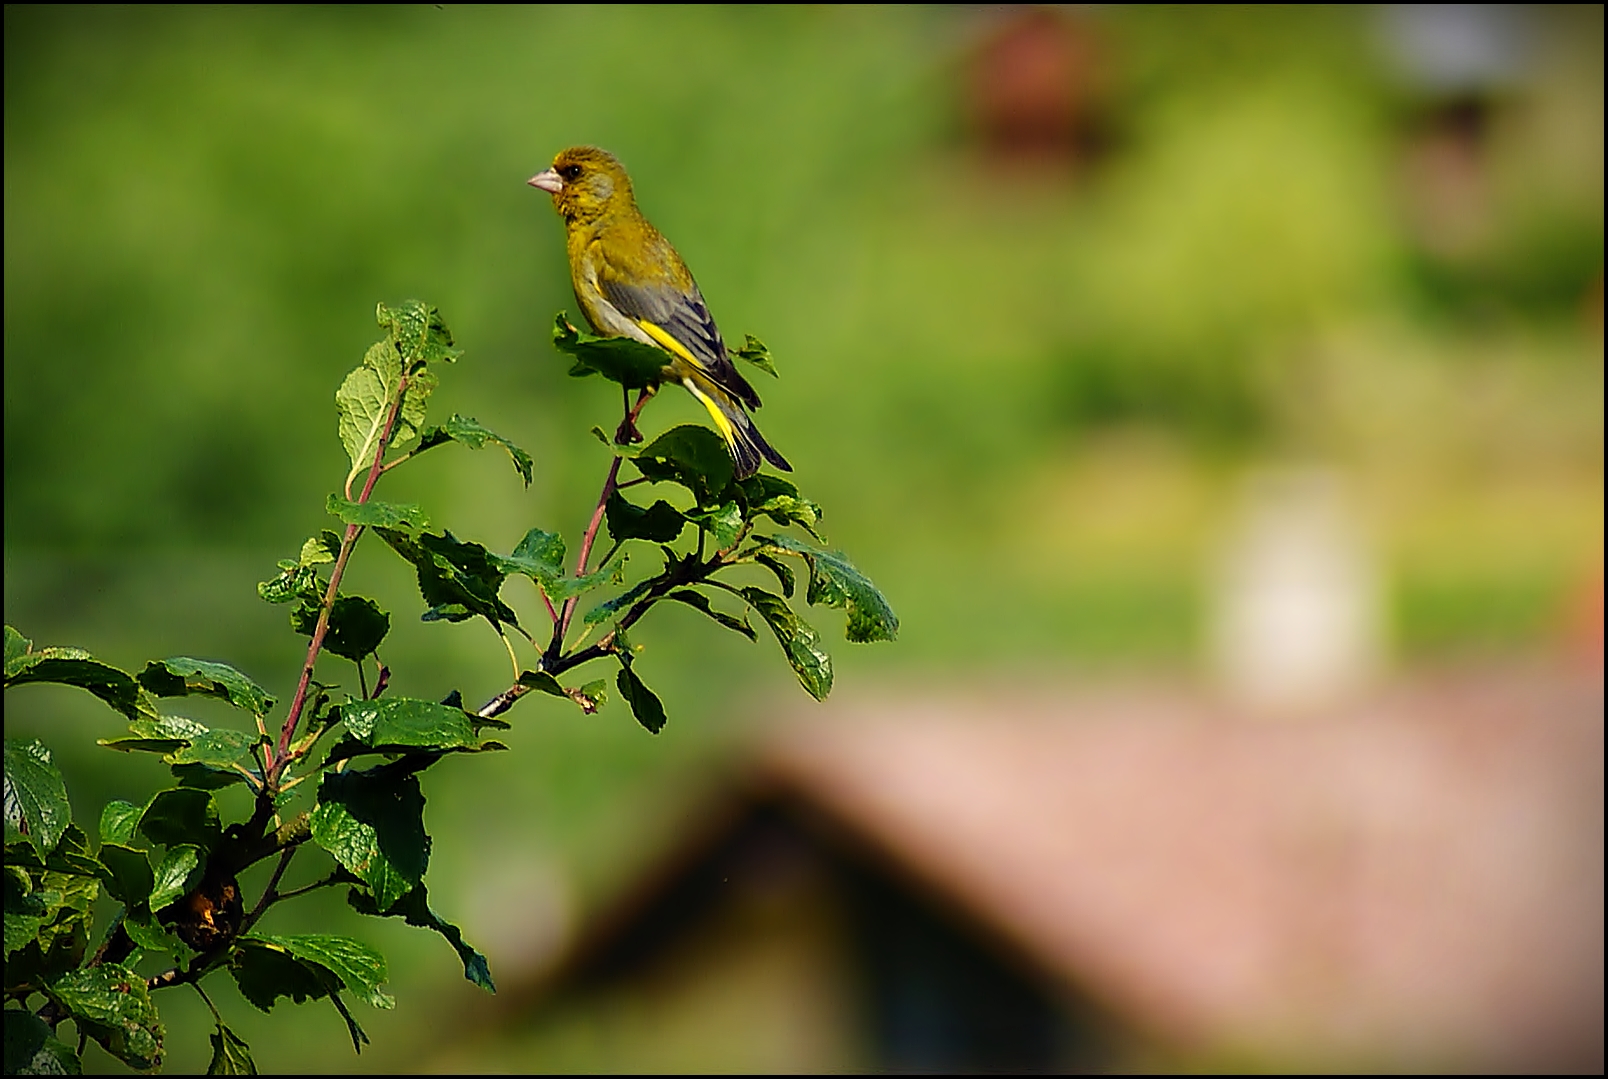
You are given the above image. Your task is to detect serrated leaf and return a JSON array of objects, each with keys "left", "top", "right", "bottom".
[
  {"left": 147, "top": 845, "right": 204, "bottom": 911},
  {"left": 754, "top": 552, "right": 796, "bottom": 598},
  {"left": 582, "top": 579, "right": 657, "bottom": 628},
  {"left": 97, "top": 714, "right": 208, "bottom": 757},
  {"left": 687, "top": 500, "right": 743, "bottom": 548},
  {"left": 137, "top": 659, "right": 275, "bottom": 717},
  {"left": 631, "top": 424, "right": 734, "bottom": 505},
  {"left": 739, "top": 588, "right": 833, "bottom": 701},
  {"left": 310, "top": 768, "right": 428, "bottom": 912},
  {"left": 122, "top": 908, "right": 183, "bottom": 953},
  {"left": 378, "top": 530, "right": 518, "bottom": 629},
  {"left": 3, "top": 1006, "right": 83, "bottom": 1075},
  {"left": 573, "top": 679, "right": 609, "bottom": 714},
  {"left": 96, "top": 845, "right": 154, "bottom": 908},
  {"left": 4, "top": 869, "right": 51, "bottom": 958},
  {"left": 415, "top": 415, "right": 533, "bottom": 487},
  {"left": 4, "top": 649, "right": 141, "bottom": 721},
  {"left": 300, "top": 532, "right": 342, "bottom": 566},
  {"left": 246, "top": 932, "right": 394, "bottom": 1010},
  {"left": 752, "top": 494, "right": 823, "bottom": 537},
  {"left": 99, "top": 801, "right": 142, "bottom": 846},
  {"left": 290, "top": 594, "right": 390, "bottom": 663},
  {"left": 325, "top": 495, "right": 429, "bottom": 535},
  {"left": 760, "top": 536, "right": 899, "bottom": 643},
  {"left": 338, "top": 697, "right": 476, "bottom": 751},
  {"left": 45, "top": 964, "right": 162, "bottom": 1071},
  {"left": 378, "top": 299, "right": 460, "bottom": 368},
  {"left": 552, "top": 313, "right": 667, "bottom": 389},
  {"left": 230, "top": 937, "right": 332, "bottom": 1012},
  {"left": 664, "top": 590, "right": 757, "bottom": 641},
  {"left": 7, "top": 869, "right": 97, "bottom": 987},
  {"left": 615, "top": 663, "right": 667, "bottom": 734},
  {"left": 3, "top": 741, "right": 70, "bottom": 855},
  {"left": 3, "top": 627, "right": 32, "bottom": 679},
  {"left": 165, "top": 728, "right": 258, "bottom": 770},
  {"left": 732, "top": 334, "right": 778, "bottom": 377},
  {"left": 348, "top": 882, "right": 495, "bottom": 992},
  {"left": 137, "top": 789, "right": 221, "bottom": 851},
  {"left": 605, "top": 492, "right": 686, "bottom": 543},
  {"left": 257, "top": 562, "right": 321, "bottom": 605},
  {"left": 169, "top": 763, "right": 251, "bottom": 792},
  {"left": 206, "top": 1022, "right": 256, "bottom": 1075}
]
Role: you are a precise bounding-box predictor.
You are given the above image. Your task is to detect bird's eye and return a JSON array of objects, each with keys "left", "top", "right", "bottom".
[{"left": 558, "top": 165, "right": 582, "bottom": 181}]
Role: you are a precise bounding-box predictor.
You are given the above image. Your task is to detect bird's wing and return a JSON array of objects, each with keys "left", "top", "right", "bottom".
[{"left": 595, "top": 253, "right": 761, "bottom": 410}]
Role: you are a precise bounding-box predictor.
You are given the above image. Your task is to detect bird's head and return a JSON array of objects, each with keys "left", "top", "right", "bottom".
[{"left": 528, "top": 146, "right": 633, "bottom": 224}]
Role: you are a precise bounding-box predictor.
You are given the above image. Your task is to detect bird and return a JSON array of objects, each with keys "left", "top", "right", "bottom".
[{"left": 528, "top": 146, "right": 790, "bottom": 479}]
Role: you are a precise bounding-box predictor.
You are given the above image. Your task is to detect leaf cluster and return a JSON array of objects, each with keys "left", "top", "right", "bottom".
[{"left": 2, "top": 299, "right": 897, "bottom": 1072}]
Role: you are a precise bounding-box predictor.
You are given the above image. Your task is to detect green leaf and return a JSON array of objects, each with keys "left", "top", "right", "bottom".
[
  {"left": 379, "top": 299, "right": 460, "bottom": 368},
  {"left": 552, "top": 313, "right": 667, "bottom": 389},
  {"left": 739, "top": 588, "right": 833, "bottom": 701},
  {"left": 339, "top": 697, "right": 476, "bottom": 751},
  {"left": 631, "top": 425, "right": 734, "bottom": 505},
  {"left": 664, "top": 590, "right": 757, "bottom": 641},
  {"left": 615, "top": 664, "right": 667, "bottom": 734},
  {"left": 754, "top": 552, "right": 796, "bottom": 598},
  {"left": 300, "top": 532, "right": 342, "bottom": 566},
  {"left": 123, "top": 908, "right": 183, "bottom": 953},
  {"left": 246, "top": 932, "right": 393, "bottom": 1010},
  {"left": 415, "top": 415, "right": 533, "bottom": 487},
  {"left": 538, "top": 555, "right": 627, "bottom": 604},
  {"left": 137, "top": 789, "right": 221, "bottom": 851},
  {"left": 166, "top": 728, "right": 259, "bottom": 769},
  {"left": 3, "top": 741, "right": 70, "bottom": 855},
  {"left": 760, "top": 536, "right": 900, "bottom": 643},
  {"left": 230, "top": 938, "right": 333, "bottom": 1011},
  {"left": 325, "top": 495, "right": 429, "bottom": 535},
  {"left": 377, "top": 530, "right": 518, "bottom": 629},
  {"left": 290, "top": 594, "right": 390, "bottom": 663},
  {"left": 99, "top": 801, "right": 142, "bottom": 846},
  {"left": 310, "top": 768, "right": 428, "bottom": 912},
  {"left": 45, "top": 964, "right": 162, "bottom": 1071},
  {"left": 3, "top": 1007, "right": 83, "bottom": 1075},
  {"left": 348, "top": 882, "right": 495, "bottom": 993},
  {"left": 169, "top": 763, "right": 251, "bottom": 792},
  {"left": 574, "top": 679, "right": 609, "bottom": 714},
  {"left": 147, "top": 844, "right": 204, "bottom": 911},
  {"left": 582, "top": 578, "right": 657, "bottom": 628},
  {"left": 4, "top": 868, "right": 51, "bottom": 958},
  {"left": 516, "top": 671, "right": 567, "bottom": 699},
  {"left": 3, "top": 645, "right": 141, "bottom": 721},
  {"left": 96, "top": 845, "right": 154, "bottom": 908},
  {"left": 97, "top": 714, "right": 207, "bottom": 756},
  {"left": 206, "top": 1022, "right": 256, "bottom": 1075},
  {"left": 732, "top": 334, "right": 778, "bottom": 377},
  {"left": 605, "top": 492, "right": 686, "bottom": 543},
  {"left": 688, "top": 500, "right": 744, "bottom": 548},
  {"left": 6, "top": 870, "right": 98, "bottom": 987},
  {"left": 3, "top": 628, "right": 32, "bottom": 679},
  {"left": 137, "top": 658, "right": 275, "bottom": 717}
]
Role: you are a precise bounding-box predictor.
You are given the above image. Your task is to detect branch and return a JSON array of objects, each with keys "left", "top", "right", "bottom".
[{"left": 271, "top": 372, "right": 412, "bottom": 784}]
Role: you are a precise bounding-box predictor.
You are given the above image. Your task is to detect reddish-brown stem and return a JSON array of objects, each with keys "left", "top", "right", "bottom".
[
  {"left": 550, "top": 387, "right": 654, "bottom": 655},
  {"left": 270, "top": 374, "right": 410, "bottom": 783}
]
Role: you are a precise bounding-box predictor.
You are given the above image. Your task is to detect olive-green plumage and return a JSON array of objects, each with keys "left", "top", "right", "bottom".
[{"left": 528, "top": 146, "right": 790, "bottom": 478}]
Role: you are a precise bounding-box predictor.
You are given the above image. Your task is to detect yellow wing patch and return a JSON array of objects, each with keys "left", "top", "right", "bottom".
[
  {"left": 635, "top": 319, "right": 704, "bottom": 371},
  {"left": 681, "top": 378, "right": 738, "bottom": 448}
]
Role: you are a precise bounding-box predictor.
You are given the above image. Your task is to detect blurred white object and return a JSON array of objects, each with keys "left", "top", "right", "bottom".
[{"left": 1210, "top": 467, "right": 1384, "bottom": 715}]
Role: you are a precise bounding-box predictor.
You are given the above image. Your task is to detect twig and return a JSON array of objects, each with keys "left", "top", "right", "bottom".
[{"left": 272, "top": 371, "right": 412, "bottom": 783}]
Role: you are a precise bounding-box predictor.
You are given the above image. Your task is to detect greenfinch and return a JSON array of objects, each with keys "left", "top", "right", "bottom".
[{"left": 528, "top": 146, "right": 790, "bottom": 478}]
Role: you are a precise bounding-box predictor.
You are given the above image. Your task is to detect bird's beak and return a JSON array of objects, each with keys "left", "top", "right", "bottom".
[{"left": 528, "top": 168, "right": 563, "bottom": 194}]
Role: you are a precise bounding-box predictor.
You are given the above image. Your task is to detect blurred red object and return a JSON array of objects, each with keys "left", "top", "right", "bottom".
[{"left": 964, "top": 6, "right": 1110, "bottom": 167}]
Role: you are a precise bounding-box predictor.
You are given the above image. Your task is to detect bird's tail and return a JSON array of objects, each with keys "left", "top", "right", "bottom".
[{"left": 680, "top": 375, "right": 791, "bottom": 479}]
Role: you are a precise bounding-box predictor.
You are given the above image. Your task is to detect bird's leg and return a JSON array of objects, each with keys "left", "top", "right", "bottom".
[{"left": 614, "top": 384, "right": 656, "bottom": 445}]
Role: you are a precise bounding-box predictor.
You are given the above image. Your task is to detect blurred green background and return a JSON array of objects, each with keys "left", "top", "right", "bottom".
[{"left": 4, "top": 5, "right": 1601, "bottom": 1072}]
